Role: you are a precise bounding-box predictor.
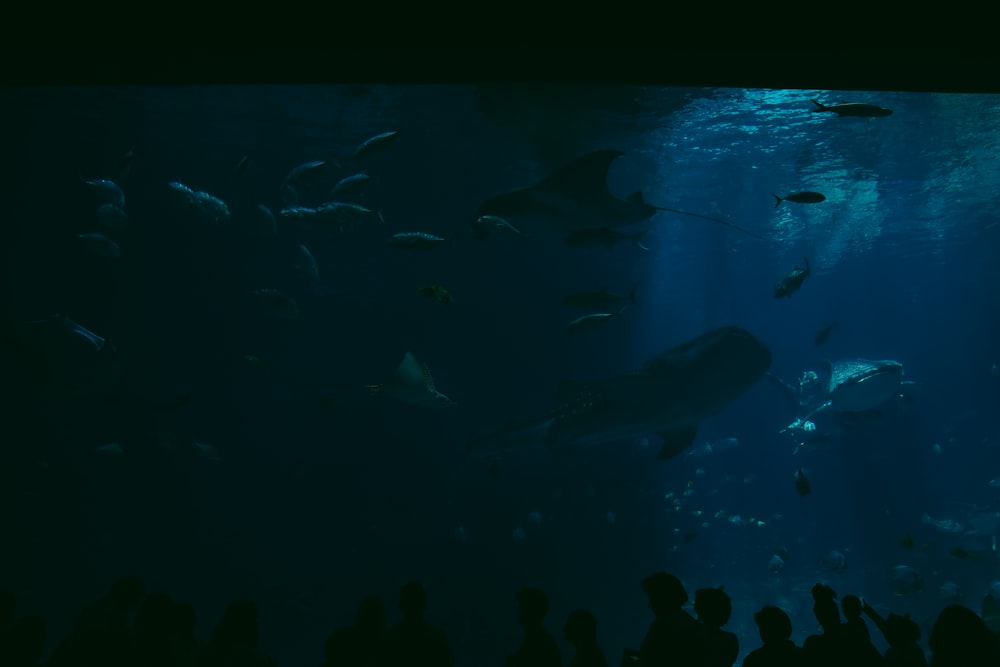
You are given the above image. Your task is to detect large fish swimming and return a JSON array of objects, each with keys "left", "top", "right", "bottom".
[
  {"left": 366, "top": 351, "right": 456, "bottom": 408},
  {"left": 773, "top": 358, "right": 905, "bottom": 421},
  {"left": 472, "top": 150, "right": 764, "bottom": 239},
  {"left": 468, "top": 326, "right": 771, "bottom": 460}
]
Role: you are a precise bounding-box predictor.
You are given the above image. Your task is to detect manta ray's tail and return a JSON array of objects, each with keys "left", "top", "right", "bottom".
[{"left": 646, "top": 201, "right": 766, "bottom": 240}]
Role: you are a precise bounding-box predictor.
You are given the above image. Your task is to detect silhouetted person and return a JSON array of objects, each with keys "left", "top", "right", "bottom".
[
  {"left": 982, "top": 590, "right": 1000, "bottom": 656},
  {"left": 170, "top": 601, "right": 201, "bottom": 666},
  {"left": 693, "top": 587, "right": 738, "bottom": 667},
  {"left": 802, "top": 583, "right": 847, "bottom": 667},
  {"left": 742, "top": 605, "right": 805, "bottom": 667},
  {"left": 862, "top": 599, "right": 927, "bottom": 667},
  {"left": 564, "top": 609, "right": 606, "bottom": 667},
  {"left": 47, "top": 574, "right": 145, "bottom": 667},
  {"left": 384, "top": 581, "right": 453, "bottom": 667},
  {"left": 0, "top": 591, "right": 15, "bottom": 657},
  {"left": 840, "top": 595, "right": 881, "bottom": 666},
  {"left": 506, "top": 588, "right": 561, "bottom": 667},
  {"left": 132, "top": 591, "right": 179, "bottom": 666},
  {"left": 634, "top": 571, "right": 707, "bottom": 667},
  {"left": 0, "top": 614, "right": 46, "bottom": 667},
  {"left": 197, "top": 599, "right": 277, "bottom": 667},
  {"left": 842, "top": 595, "right": 872, "bottom": 642},
  {"left": 927, "top": 603, "right": 1000, "bottom": 667},
  {"left": 0, "top": 590, "right": 14, "bottom": 629},
  {"left": 324, "top": 594, "right": 388, "bottom": 667}
]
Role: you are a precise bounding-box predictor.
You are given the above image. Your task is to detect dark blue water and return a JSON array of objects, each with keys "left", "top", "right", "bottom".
[{"left": 2, "top": 84, "right": 999, "bottom": 665}]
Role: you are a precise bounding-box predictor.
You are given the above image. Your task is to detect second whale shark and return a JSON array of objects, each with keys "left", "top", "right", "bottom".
[{"left": 468, "top": 326, "right": 772, "bottom": 461}]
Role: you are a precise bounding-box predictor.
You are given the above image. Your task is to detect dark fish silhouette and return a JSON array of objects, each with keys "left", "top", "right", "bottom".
[
  {"left": 810, "top": 99, "right": 893, "bottom": 117},
  {"left": 771, "top": 191, "right": 826, "bottom": 207},
  {"left": 474, "top": 150, "right": 764, "bottom": 239},
  {"left": 773, "top": 258, "right": 811, "bottom": 298},
  {"left": 814, "top": 321, "right": 838, "bottom": 346},
  {"left": 795, "top": 468, "right": 811, "bottom": 497},
  {"left": 468, "top": 326, "right": 772, "bottom": 461}
]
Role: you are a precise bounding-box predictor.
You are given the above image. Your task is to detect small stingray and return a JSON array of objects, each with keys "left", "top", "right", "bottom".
[{"left": 366, "top": 351, "right": 456, "bottom": 408}]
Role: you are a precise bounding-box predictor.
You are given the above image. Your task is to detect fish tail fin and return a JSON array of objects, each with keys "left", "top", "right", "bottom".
[
  {"left": 628, "top": 285, "right": 638, "bottom": 304},
  {"left": 377, "top": 209, "right": 386, "bottom": 224},
  {"left": 810, "top": 99, "right": 826, "bottom": 112},
  {"left": 771, "top": 193, "right": 782, "bottom": 208}
]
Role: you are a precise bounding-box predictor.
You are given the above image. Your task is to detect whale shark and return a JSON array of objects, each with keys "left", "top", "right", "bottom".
[
  {"left": 824, "top": 358, "right": 904, "bottom": 412},
  {"left": 472, "top": 150, "right": 764, "bottom": 239},
  {"left": 468, "top": 326, "right": 771, "bottom": 460},
  {"left": 772, "top": 358, "right": 905, "bottom": 423}
]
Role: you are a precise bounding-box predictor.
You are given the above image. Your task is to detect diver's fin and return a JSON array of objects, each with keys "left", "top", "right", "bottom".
[{"left": 656, "top": 425, "right": 699, "bottom": 460}]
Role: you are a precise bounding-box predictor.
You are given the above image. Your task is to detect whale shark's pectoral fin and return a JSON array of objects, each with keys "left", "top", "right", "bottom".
[{"left": 656, "top": 425, "right": 699, "bottom": 460}]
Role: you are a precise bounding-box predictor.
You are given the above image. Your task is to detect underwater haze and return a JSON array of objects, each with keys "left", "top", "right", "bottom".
[{"left": 2, "top": 82, "right": 1000, "bottom": 666}]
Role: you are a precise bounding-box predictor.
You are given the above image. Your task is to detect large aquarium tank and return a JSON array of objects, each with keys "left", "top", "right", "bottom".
[{"left": 2, "top": 53, "right": 999, "bottom": 666}]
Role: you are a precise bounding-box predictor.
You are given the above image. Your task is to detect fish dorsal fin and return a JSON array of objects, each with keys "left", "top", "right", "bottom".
[{"left": 539, "top": 150, "right": 624, "bottom": 194}]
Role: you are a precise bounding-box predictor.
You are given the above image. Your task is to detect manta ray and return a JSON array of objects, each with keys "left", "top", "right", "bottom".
[
  {"left": 468, "top": 326, "right": 771, "bottom": 460},
  {"left": 366, "top": 351, "right": 456, "bottom": 408},
  {"left": 473, "top": 150, "right": 765, "bottom": 240}
]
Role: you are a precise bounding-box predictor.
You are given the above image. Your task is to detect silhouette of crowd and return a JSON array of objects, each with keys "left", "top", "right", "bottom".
[{"left": 2, "top": 572, "right": 999, "bottom": 666}]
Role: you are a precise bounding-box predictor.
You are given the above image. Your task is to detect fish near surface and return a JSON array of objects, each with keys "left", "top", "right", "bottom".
[
  {"left": 771, "top": 191, "right": 826, "bottom": 207},
  {"left": 810, "top": 98, "right": 893, "bottom": 117},
  {"left": 468, "top": 326, "right": 771, "bottom": 460}
]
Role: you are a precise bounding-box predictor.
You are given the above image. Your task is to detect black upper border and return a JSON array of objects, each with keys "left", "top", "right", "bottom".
[{"left": 3, "top": 50, "right": 998, "bottom": 94}]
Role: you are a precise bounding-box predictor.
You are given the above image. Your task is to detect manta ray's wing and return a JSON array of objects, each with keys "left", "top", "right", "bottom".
[
  {"left": 534, "top": 149, "right": 625, "bottom": 201},
  {"left": 475, "top": 150, "right": 628, "bottom": 221}
]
